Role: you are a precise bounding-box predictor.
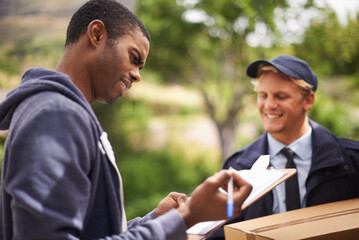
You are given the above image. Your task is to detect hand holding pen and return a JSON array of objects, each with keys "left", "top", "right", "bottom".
[{"left": 177, "top": 169, "right": 252, "bottom": 228}]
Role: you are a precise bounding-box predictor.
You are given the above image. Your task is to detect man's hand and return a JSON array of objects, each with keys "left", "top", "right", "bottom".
[
  {"left": 176, "top": 170, "right": 252, "bottom": 228},
  {"left": 155, "top": 192, "right": 188, "bottom": 217}
]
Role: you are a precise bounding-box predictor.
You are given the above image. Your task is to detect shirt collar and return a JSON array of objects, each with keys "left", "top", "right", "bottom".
[{"left": 267, "top": 126, "right": 312, "bottom": 161}]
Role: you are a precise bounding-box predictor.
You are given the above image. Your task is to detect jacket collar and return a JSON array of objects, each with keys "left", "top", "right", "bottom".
[
  {"left": 229, "top": 134, "right": 268, "bottom": 169},
  {"left": 309, "top": 119, "right": 347, "bottom": 173},
  {"left": 232, "top": 119, "right": 347, "bottom": 172}
]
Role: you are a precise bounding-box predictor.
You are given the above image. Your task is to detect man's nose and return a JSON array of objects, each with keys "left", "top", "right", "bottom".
[
  {"left": 265, "top": 96, "right": 277, "bottom": 108},
  {"left": 130, "top": 69, "right": 141, "bottom": 83}
]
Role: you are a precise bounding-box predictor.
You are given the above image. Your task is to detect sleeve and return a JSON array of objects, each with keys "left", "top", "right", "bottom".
[
  {"left": 127, "top": 209, "right": 157, "bottom": 228},
  {"left": 4, "top": 99, "right": 187, "bottom": 240},
  {"left": 108, "top": 209, "right": 187, "bottom": 240},
  {"left": 4, "top": 101, "right": 96, "bottom": 239},
  {"left": 339, "top": 138, "right": 359, "bottom": 197}
]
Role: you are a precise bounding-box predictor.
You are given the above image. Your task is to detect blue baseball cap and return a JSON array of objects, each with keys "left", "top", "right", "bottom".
[{"left": 246, "top": 55, "right": 318, "bottom": 92}]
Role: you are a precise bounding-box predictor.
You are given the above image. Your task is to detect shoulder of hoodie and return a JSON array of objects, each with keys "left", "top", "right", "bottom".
[
  {"left": 9, "top": 91, "right": 100, "bottom": 176},
  {"left": 15, "top": 91, "right": 95, "bottom": 129}
]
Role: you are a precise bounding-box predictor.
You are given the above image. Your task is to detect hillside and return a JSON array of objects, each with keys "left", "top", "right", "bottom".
[
  {"left": 0, "top": 0, "right": 136, "bottom": 17},
  {"left": 0, "top": 0, "right": 137, "bottom": 45},
  {"left": 0, "top": 0, "right": 85, "bottom": 17},
  {"left": 0, "top": 0, "right": 139, "bottom": 78}
]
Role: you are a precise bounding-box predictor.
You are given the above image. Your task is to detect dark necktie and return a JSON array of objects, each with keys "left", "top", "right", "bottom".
[{"left": 281, "top": 147, "right": 301, "bottom": 211}]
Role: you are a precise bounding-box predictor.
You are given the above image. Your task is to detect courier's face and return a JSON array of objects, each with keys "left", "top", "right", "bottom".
[
  {"left": 256, "top": 71, "right": 314, "bottom": 144},
  {"left": 92, "top": 29, "right": 150, "bottom": 104}
]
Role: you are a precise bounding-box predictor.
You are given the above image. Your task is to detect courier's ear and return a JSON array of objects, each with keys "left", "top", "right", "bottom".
[
  {"left": 87, "top": 20, "right": 107, "bottom": 48},
  {"left": 303, "top": 91, "right": 314, "bottom": 111}
]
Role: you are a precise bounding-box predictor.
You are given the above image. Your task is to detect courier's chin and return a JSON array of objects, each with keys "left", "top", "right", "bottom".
[{"left": 261, "top": 115, "right": 285, "bottom": 134}]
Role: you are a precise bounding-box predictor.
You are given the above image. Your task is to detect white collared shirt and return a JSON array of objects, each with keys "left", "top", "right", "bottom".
[{"left": 268, "top": 127, "right": 312, "bottom": 213}]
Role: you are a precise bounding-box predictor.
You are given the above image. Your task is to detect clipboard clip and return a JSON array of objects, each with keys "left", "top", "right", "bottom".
[{"left": 250, "top": 155, "right": 270, "bottom": 171}]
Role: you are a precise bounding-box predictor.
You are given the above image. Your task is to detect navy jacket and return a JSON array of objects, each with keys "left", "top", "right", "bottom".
[{"left": 207, "top": 120, "right": 359, "bottom": 239}]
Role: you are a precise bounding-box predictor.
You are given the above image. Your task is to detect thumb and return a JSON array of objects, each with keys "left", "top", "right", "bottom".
[{"left": 177, "top": 194, "right": 188, "bottom": 206}]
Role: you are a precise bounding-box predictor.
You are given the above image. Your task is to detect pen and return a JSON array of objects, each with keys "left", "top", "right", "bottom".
[{"left": 227, "top": 175, "right": 234, "bottom": 218}]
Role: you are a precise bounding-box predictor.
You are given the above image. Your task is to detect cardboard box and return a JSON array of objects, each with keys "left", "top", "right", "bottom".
[{"left": 224, "top": 198, "right": 359, "bottom": 240}]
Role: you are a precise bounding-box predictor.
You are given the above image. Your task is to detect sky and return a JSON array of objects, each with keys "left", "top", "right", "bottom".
[{"left": 320, "top": 0, "right": 359, "bottom": 24}]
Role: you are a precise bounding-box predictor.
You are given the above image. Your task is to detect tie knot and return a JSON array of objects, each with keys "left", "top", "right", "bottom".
[{"left": 281, "top": 147, "right": 294, "bottom": 160}]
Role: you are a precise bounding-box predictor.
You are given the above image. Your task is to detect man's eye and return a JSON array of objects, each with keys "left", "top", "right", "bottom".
[
  {"left": 130, "top": 52, "right": 138, "bottom": 63},
  {"left": 258, "top": 94, "right": 267, "bottom": 99},
  {"left": 277, "top": 95, "right": 289, "bottom": 100}
]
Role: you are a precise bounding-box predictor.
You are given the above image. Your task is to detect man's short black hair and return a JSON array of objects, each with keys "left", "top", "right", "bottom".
[{"left": 65, "top": 0, "right": 150, "bottom": 46}]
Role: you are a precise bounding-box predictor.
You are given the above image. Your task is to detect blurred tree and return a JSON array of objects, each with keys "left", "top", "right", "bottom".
[
  {"left": 136, "top": 0, "right": 319, "bottom": 160},
  {"left": 309, "top": 92, "right": 359, "bottom": 140},
  {"left": 92, "top": 98, "right": 151, "bottom": 158},
  {"left": 294, "top": 11, "right": 359, "bottom": 76}
]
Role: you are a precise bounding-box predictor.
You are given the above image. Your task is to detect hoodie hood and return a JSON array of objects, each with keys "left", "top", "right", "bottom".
[{"left": 0, "top": 67, "right": 99, "bottom": 130}]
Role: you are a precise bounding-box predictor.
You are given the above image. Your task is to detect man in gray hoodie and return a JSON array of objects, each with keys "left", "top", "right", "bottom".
[{"left": 0, "top": 0, "right": 252, "bottom": 239}]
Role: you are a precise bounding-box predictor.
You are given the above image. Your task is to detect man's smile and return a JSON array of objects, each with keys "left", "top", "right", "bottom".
[{"left": 264, "top": 113, "right": 283, "bottom": 119}]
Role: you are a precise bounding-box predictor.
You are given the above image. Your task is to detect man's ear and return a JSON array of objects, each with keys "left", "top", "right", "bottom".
[
  {"left": 87, "top": 20, "right": 106, "bottom": 48},
  {"left": 304, "top": 91, "right": 315, "bottom": 111}
]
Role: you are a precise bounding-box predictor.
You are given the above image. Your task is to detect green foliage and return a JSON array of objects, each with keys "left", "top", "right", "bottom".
[
  {"left": 0, "top": 57, "right": 20, "bottom": 75},
  {"left": 137, "top": 0, "right": 204, "bottom": 82},
  {"left": 92, "top": 93, "right": 219, "bottom": 219},
  {"left": 294, "top": 11, "right": 359, "bottom": 139},
  {"left": 92, "top": 98, "right": 152, "bottom": 157},
  {"left": 138, "top": 0, "right": 289, "bottom": 84},
  {"left": 309, "top": 93, "right": 359, "bottom": 140},
  {"left": 120, "top": 146, "right": 217, "bottom": 219},
  {"left": 347, "top": 73, "right": 359, "bottom": 104},
  {"left": 0, "top": 136, "right": 5, "bottom": 180},
  {"left": 136, "top": 0, "right": 318, "bottom": 158},
  {"left": 294, "top": 12, "right": 359, "bottom": 76},
  {"left": 0, "top": 31, "right": 64, "bottom": 76}
]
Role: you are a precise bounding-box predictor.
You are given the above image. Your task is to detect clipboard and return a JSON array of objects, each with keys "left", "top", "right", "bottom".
[
  {"left": 241, "top": 168, "right": 296, "bottom": 210},
  {"left": 187, "top": 167, "right": 297, "bottom": 240}
]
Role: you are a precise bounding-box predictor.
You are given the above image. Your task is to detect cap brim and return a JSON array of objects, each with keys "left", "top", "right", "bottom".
[{"left": 246, "top": 60, "right": 272, "bottom": 78}]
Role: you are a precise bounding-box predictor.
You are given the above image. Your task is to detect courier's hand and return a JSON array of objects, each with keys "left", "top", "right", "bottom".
[
  {"left": 155, "top": 192, "right": 188, "bottom": 217},
  {"left": 177, "top": 170, "right": 252, "bottom": 228}
]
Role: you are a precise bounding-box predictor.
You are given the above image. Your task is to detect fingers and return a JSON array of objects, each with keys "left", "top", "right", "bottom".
[
  {"left": 178, "top": 170, "right": 252, "bottom": 226},
  {"left": 230, "top": 171, "right": 252, "bottom": 210},
  {"left": 231, "top": 171, "right": 251, "bottom": 189},
  {"left": 207, "top": 170, "right": 252, "bottom": 197},
  {"left": 155, "top": 192, "right": 188, "bottom": 217},
  {"left": 206, "top": 170, "right": 231, "bottom": 189},
  {"left": 173, "top": 192, "right": 188, "bottom": 206}
]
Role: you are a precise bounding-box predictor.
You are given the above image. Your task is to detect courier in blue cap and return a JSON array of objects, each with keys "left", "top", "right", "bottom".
[{"left": 207, "top": 55, "right": 359, "bottom": 240}]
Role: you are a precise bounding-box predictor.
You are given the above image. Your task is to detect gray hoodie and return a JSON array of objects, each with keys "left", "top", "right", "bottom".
[{"left": 0, "top": 68, "right": 186, "bottom": 240}]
